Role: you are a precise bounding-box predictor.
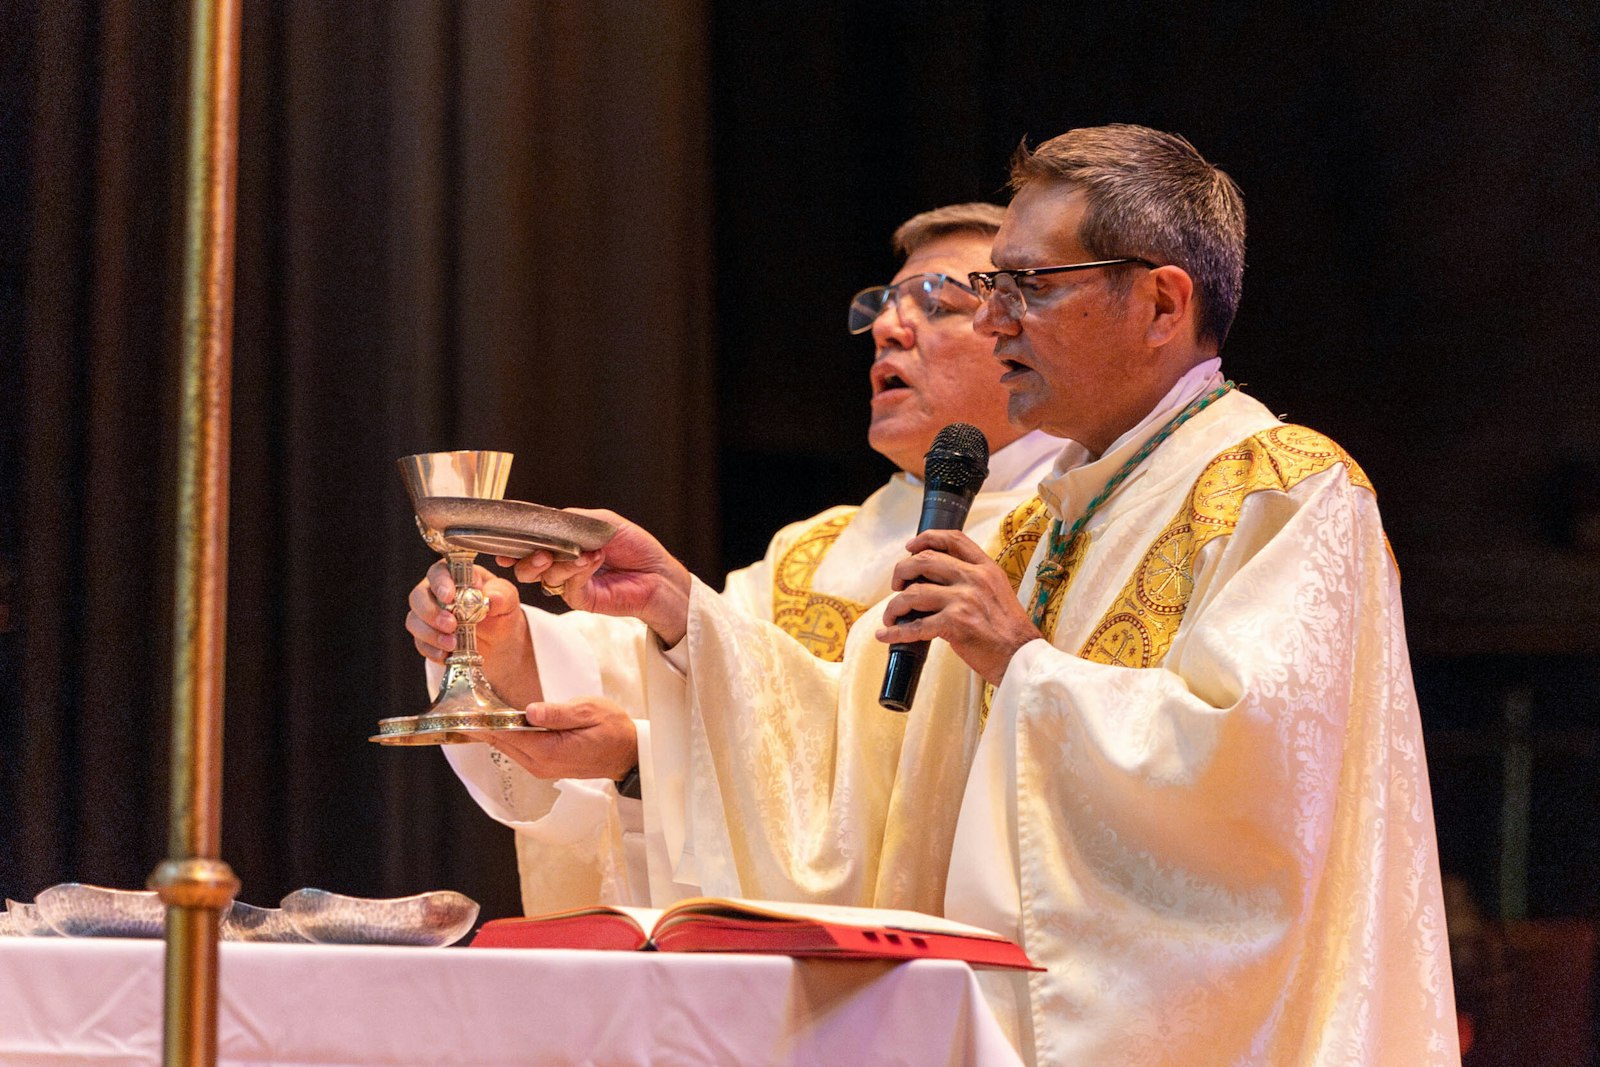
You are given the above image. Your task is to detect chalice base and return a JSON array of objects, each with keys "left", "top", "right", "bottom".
[{"left": 369, "top": 659, "right": 548, "bottom": 746}]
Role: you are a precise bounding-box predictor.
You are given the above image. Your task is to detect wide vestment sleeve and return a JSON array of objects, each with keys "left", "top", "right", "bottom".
[
  {"left": 437, "top": 502, "right": 873, "bottom": 913},
  {"left": 440, "top": 607, "right": 690, "bottom": 912},
  {"left": 673, "top": 575, "right": 986, "bottom": 914},
  {"left": 662, "top": 482, "right": 1049, "bottom": 912},
  {"left": 966, "top": 458, "right": 1459, "bottom": 1065}
]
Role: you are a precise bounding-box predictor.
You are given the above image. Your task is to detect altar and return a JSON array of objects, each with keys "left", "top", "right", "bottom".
[{"left": 0, "top": 937, "right": 1022, "bottom": 1065}]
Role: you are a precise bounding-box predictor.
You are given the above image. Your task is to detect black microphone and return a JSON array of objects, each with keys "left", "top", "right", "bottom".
[{"left": 880, "top": 423, "right": 990, "bottom": 712}]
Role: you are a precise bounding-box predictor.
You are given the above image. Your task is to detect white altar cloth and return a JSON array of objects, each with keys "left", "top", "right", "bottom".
[{"left": 0, "top": 936, "right": 1022, "bottom": 1066}]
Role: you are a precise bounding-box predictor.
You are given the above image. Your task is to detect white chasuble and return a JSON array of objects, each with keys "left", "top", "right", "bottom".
[
  {"left": 675, "top": 364, "right": 1457, "bottom": 1066},
  {"left": 439, "top": 432, "right": 1065, "bottom": 915}
]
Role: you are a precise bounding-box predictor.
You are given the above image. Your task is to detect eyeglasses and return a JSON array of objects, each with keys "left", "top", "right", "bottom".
[
  {"left": 967, "top": 258, "right": 1157, "bottom": 319},
  {"left": 847, "top": 273, "right": 982, "bottom": 335}
]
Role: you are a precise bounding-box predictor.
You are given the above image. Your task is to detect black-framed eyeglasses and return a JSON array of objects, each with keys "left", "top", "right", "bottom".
[
  {"left": 847, "top": 273, "right": 982, "bottom": 335},
  {"left": 967, "top": 258, "right": 1157, "bottom": 319}
]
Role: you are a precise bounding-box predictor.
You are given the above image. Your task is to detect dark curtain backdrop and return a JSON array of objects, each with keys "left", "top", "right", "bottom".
[
  {"left": 714, "top": 2, "right": 1600, "bottom": 657},
  {"left": 2, "top": 0, "right": 711, "bottom": 921},
  {"left": 2, "top": 0, "right": 1597, "bottom": 1023},
  {"left": 706, "top": 0, "right": 1600, "bottom": 931}
]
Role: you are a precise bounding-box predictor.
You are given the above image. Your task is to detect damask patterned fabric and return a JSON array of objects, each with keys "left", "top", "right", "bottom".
[
  {"left": 437, "top": 431, "right": 1065, "bottom": 915},
  {"left": 671, "top": 363, "right": 1458, "bottom": 1065}
]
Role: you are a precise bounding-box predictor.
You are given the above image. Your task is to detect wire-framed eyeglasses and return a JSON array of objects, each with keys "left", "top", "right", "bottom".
[
  {"left": 847, "top": 273, "right": 982, "bottom": 335},
  {"left": 967, "top": 258, "right": 1157, "bottom": 318}
]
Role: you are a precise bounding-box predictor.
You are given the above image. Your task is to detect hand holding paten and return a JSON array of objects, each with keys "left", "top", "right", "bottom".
[
  {"left": 506, "top": 509, "right": 693, "bottom": 646},
  {"left": 483, "top": 696, "right": 640, "bottom": 782}
]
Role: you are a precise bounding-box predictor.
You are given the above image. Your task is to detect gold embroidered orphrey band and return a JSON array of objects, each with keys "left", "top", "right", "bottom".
[
  {"left": 981, "top": 424, "right": 1376, "bottom": 721},
  {"left": 771, "top": 510, "right": 867, "bottom": 662}
]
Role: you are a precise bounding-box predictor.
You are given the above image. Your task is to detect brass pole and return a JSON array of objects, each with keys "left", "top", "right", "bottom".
[{"left": 148, "top": 0, "right": 243, "bottom": 1065}]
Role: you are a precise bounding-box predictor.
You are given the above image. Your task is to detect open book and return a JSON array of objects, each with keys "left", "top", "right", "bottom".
[{"left": 470, "top": 897, "right": 1040, "bottom": 971}]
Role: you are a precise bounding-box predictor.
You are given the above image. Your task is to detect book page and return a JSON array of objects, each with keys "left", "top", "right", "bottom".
[
  {"left": 514, "top": 904, "right": 662, "bottom": 931},
  {"left": 663, "top": 897, "right": 1008, "bottom": 940},
  {"left": 611, "top": 906, "right": 664, "bottom": 931}
]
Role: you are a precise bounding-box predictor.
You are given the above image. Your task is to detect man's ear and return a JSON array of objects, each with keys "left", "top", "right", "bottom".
[{"left": 1144, "top": 265, "right": 1195, "bottom": 347}]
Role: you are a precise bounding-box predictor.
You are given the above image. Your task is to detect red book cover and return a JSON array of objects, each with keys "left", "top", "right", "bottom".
[{"left": 471, "top": 897, "right": 1041, "bottom": 972}]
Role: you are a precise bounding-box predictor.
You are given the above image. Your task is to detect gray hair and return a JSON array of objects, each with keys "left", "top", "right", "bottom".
[
  {"left": 892, "top": 202, "right": 1007, "bottom": 257},
  {"left": 1010, "top": 125, "right": 1246, "bottom": 351}
]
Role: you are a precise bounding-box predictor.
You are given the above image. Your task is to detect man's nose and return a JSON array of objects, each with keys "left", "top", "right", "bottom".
[
  {"left": 870, "top": 299, "right": 915, "bottom": 349},
  {"left": 973, "top": 295, "right": 1019, "bottom": 338}
]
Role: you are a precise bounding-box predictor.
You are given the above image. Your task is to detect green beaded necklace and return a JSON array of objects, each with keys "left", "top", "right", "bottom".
[{"left": 1030, "top": 380, "right": 1236, "bottom": 628}]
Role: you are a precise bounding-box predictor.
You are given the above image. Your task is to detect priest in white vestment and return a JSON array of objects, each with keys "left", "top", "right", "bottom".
[
  {"left": 408, "top": 203, "right": 1066, "bottom": 912},
  {"left": 504, "top": 126, "right": 1459, "bottom": 1065}
]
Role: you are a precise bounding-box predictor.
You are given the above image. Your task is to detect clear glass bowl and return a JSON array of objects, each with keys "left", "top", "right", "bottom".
[
  {"left": 221, "top": 900, "right": 308, "bottom": 943},
  {"left": 33, "top": 884, "right": 168, "bottom": 937},
  {"left": 3, "top": 900, "right": 55, "bottom": 937},
  {"left": 280, "top": 888, "right": 479, "bottom": 946}
]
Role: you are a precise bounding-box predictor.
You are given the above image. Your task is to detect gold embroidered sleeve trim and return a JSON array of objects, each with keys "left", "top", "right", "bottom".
[
  {"left": 1077, "top": 425, "right": 1375, "bottom": 670},
  {"left": 993, "top": 496, "right": 1051, "bottom": 591},
  {"left": 982, "top": 495, "right": 1092, "bottom": 728},
  {"left": 771, "top": 510, "right": 865, "bottom": 662}
]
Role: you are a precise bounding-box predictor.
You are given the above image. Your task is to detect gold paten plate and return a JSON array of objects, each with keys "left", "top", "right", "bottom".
[{"left": 414, "top": 497, "right": 616, "bottom": 561}]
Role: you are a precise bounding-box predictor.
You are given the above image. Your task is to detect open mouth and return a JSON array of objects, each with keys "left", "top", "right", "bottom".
[{"left": 871, "top": 366, "right": 912, "bottom": 396}]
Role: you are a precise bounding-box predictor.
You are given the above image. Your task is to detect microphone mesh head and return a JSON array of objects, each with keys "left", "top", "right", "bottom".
[{"left": 923, "top": 423, "right": 990, "bottom": 494}]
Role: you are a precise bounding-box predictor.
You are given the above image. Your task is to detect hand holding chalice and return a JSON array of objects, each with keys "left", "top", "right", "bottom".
[{"left": 371, "top": 450, "right": 615, "bottom": 746}]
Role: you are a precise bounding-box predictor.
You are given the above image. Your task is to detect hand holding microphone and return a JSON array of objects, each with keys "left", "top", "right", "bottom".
[{"left": 879, "top": 423, "right": 990, "bottom": 712}]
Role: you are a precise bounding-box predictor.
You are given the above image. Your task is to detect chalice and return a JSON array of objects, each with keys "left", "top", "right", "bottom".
[{"left": 370, "top": 450, "right": 615, "bottom": 746}]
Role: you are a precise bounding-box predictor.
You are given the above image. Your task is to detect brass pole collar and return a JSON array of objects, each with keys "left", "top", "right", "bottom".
[{"left": 149, "top": 858, "right": 241, "bottom": 911}]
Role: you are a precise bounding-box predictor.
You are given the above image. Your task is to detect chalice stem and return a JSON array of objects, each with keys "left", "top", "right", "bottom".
[{"left": 446, "top": 551, "right": 482, "bottom": 659}]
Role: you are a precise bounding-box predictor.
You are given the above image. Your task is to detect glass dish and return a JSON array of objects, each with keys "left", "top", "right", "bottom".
[
  {"left": 221, "top": 900, "right": 307, "bottom": 943},
  {"left": 280, "top": 888, "right": 479, "bottom": 947},
  {"left": 34, "top": 883, "right": 170, "bottom": 938},
  {"left": 6, "top": 900, "right": 58, "bottom": 936}
]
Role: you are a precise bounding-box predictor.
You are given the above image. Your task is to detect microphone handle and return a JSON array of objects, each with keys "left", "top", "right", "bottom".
[
  {"left": 916, "top": 488, "right": 972, "bottom": 533},
  {"left": 880, "top": 639, "right": 928, "bottom": 712},
  {"left": 879, "top": 487, "right": 975, "bottom": 712}
]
